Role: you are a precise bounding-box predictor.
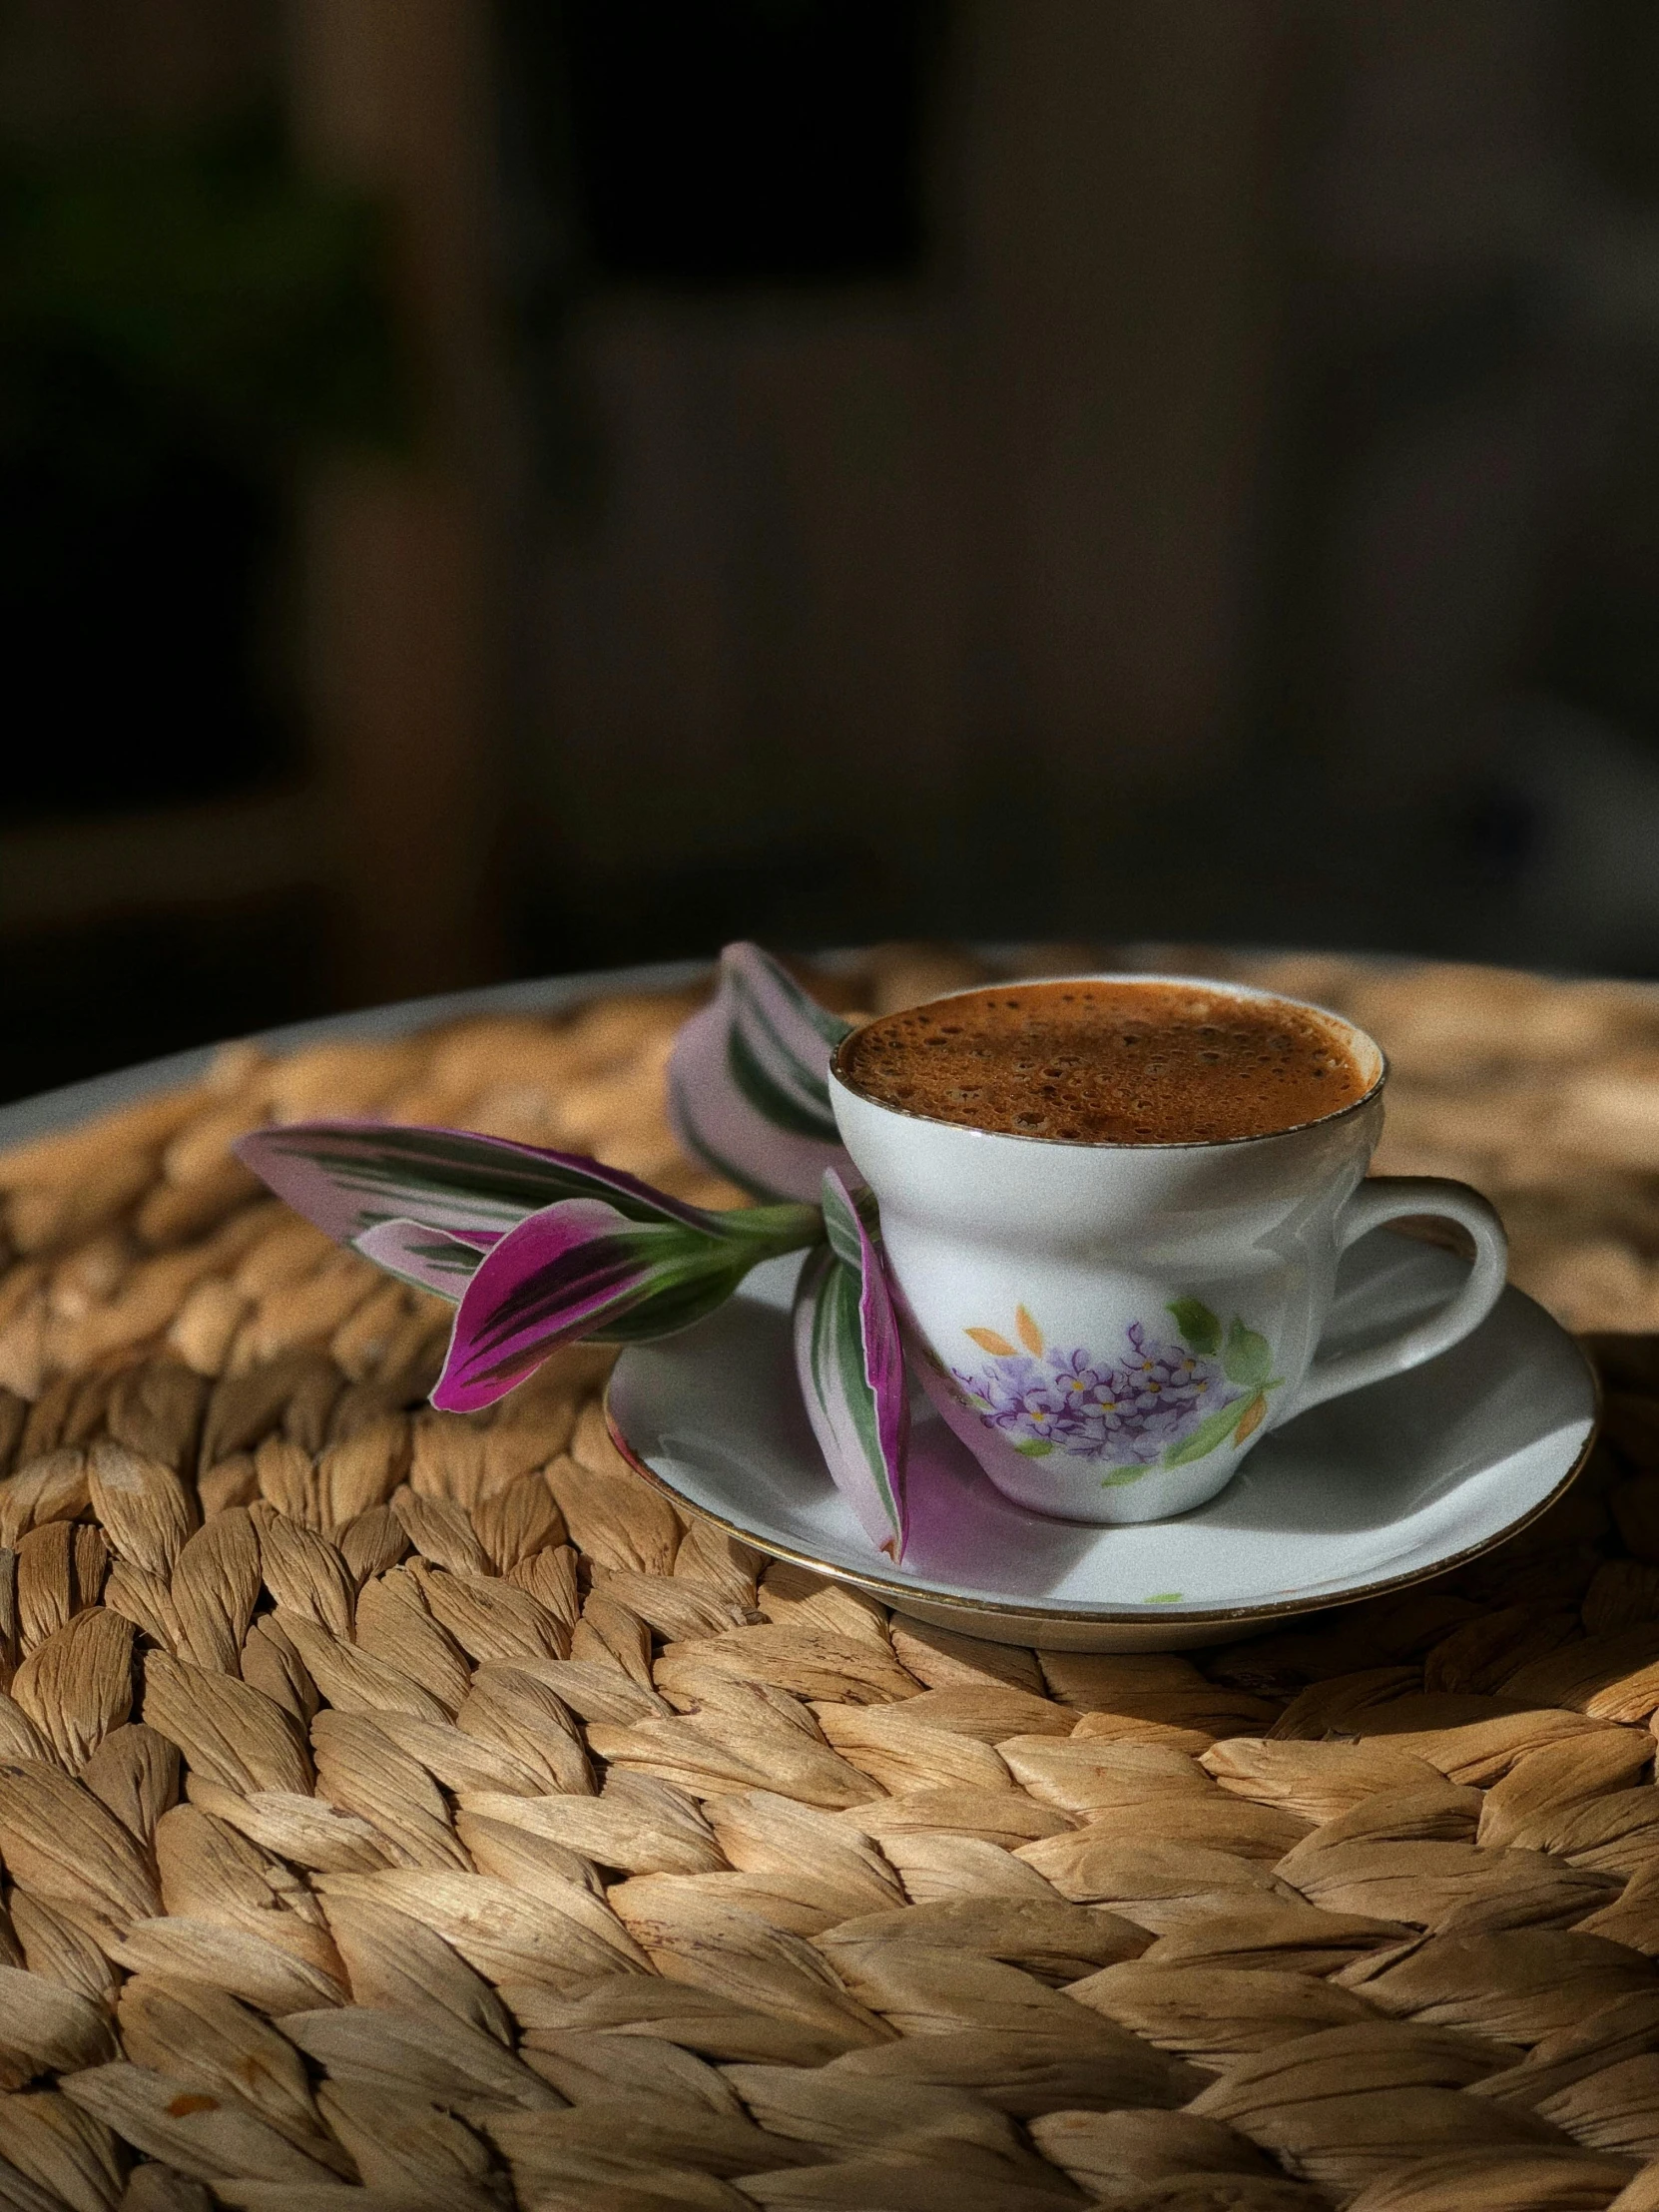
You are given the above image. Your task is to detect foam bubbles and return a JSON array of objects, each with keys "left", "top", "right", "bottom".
[{"left": 839, "top": 980, "right": 1370, "bottom": 1145}]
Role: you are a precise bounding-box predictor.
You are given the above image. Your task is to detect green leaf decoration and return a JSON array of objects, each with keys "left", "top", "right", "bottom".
[
  {"left": 1015, "top": 1439, "right": 1054, "bottom": 1458},
  {"left": 1166, "top": 1298, "right": 1221, "bottom": 1356},
  {"left": 1100, "top": 1463, "right": 1152, "bottom": 1486},
  {"left": 1162, "top": 1394, "right": 1251, "bottom": 1467},
  {"left": 1222, "top": 1316, "right": 1274, "bottom": 1389},
  {"left": 1145, "top": 1592, "right": 1183, "bottom": 1604}
]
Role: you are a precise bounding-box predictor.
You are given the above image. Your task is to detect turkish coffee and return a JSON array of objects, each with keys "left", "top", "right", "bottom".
[{"left": 836, "top": 978, "right": 1373, "bottom": 1145}]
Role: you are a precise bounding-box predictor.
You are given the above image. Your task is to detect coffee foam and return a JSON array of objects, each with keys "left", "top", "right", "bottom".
[{"left": 837, "top": 979, "right": 1373, "bottom": 1145}]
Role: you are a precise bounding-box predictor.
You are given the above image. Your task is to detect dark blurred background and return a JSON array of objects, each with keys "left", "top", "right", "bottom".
[{"left": 5, "top": 0, "right": 1659, "bottom": 1102}]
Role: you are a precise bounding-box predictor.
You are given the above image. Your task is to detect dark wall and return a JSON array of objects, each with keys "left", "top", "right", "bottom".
[{"left": 6, "top": 0, "right": 1659, "bottom": 1101}]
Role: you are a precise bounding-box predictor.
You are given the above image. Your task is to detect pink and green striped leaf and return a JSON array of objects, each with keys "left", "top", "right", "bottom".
[
  {"left": 793, "top": 1169, "right": 909, "bottom": 1559},
  {"left": 235, "top": 1120, "right": 721, "bottom": 1249},
  {"left": 430, "top": 1194, "right": 823, "bottom": 1413},
  {"left": 668, "top": 941, "right": 856, "bottom": 1203},
  {"left": 353, "top": 1218, "right": 495, "bottom": 1300}
]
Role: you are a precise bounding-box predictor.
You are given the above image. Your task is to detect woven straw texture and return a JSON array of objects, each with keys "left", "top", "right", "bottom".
[{"left": 1, "top": 944, "right": 1658, "bottom": 2212}]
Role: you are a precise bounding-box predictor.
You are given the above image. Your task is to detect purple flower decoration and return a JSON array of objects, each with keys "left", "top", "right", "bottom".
[{"left": 952, "top": 1299, "right": 1280, "bottom": 1482}]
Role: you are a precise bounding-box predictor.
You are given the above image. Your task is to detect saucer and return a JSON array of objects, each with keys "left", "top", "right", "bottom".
[{"left": 606, "top": 1233, "right": 1597, "bottom": 1652}]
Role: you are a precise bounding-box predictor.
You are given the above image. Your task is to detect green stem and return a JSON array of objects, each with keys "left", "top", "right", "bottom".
[{"left": 715, "top": 1201, "right": 828, "bottom": 1258}]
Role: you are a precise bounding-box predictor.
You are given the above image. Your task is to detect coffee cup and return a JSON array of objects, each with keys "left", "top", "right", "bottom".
[{"left": 828, "top": 974, "right": 1507, "bottom": 1524}]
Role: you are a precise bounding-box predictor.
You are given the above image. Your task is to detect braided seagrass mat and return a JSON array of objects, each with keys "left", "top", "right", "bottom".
[{"left": 2, "top": 944, "right": 1659, "bottom": 2212}]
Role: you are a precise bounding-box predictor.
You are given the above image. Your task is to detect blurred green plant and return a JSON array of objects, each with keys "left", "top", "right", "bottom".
[
  {"left": 0, "top": 110, "right": 401, "bottom": 815},
  {"left": 0, "top": 107, "right": 401, "bottom": 480}
]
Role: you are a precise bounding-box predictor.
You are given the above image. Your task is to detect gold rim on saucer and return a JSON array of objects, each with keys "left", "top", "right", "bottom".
[{"left": 604, "top": 1371, "right": 1600, "bottom": 1635}]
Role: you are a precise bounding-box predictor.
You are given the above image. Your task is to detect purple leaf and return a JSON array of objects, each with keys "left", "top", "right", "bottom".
[
  {"left": 793, "top": 1170, "right": 909, "bottom": 1558},
  {"left": 236, "top": 1120, "right": 721, "bottom": 1248},
  {"left": 668, "top": 942, "right": 857, "bottom": 1204},
  {"left": 354, "top": 1218, "right": 495, "bottom": 1301},
  {"left": 433, "top": 1196, "right": 823, "bottom": 1414}
]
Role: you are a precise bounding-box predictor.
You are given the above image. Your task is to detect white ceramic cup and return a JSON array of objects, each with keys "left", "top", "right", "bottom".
[{"left": 829, "top": 974, "right": 1508, "bottom": 1524}]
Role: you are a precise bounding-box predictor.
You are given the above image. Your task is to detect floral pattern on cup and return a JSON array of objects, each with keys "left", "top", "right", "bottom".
[{"left": 950, "top": 1297, "right": 1283, "bottom": 1486}]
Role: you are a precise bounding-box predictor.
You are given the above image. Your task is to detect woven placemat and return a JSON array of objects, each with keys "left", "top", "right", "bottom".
[{"left": 0, "top": 947, "right": 1657, "bottom": 2212}]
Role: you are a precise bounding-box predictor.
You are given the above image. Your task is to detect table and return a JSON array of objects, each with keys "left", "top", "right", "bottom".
[{"left": 0, "top": 946, "right": 1654, "bottom": 2212}]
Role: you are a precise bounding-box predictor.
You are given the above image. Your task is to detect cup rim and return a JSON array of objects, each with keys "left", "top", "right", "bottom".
[{"left": 829, "top": 970, "right": 1388, "bottom": 1153}]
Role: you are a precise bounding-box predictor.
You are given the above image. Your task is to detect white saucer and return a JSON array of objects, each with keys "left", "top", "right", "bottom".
[{"left": 607, "top": 1233, "right": 1598, "bottom": 1652}]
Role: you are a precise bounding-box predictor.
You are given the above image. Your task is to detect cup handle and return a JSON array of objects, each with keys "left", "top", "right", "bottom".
[{"left": 1289, "top": 1176, "right": 1508, "bottom": 1417}]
